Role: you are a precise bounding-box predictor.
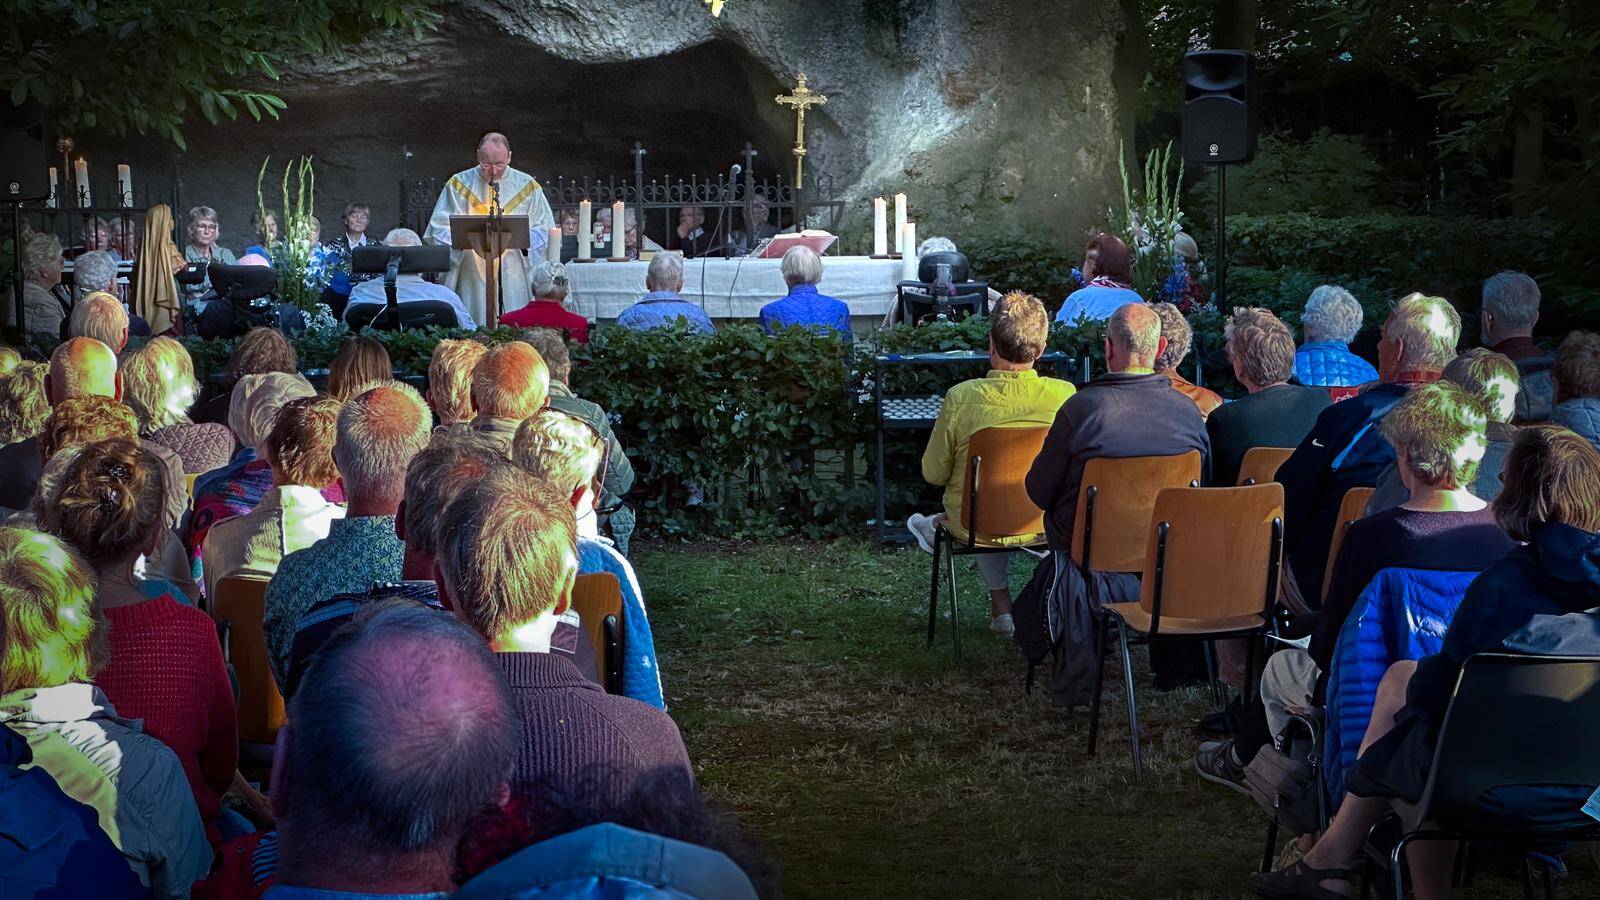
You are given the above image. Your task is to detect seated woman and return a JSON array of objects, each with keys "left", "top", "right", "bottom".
[
  {"left": 1055, "top": 232, "right": 1141, "bottom": 325},
  {"left": 244, "top": 208, "right": 279, "bottom": 259},
  {"left": 202, "top": 396, "right": 345, "bottom": 598},
  {"left": 1151, "top": 301, "right": 1223, "bottom": 418},
  {"left": 2, "top": 233, "right": 68, "bottom": 347},
  {"left": 1249, "top": 425, "right": 1600, "bottom": 900},
  {"left": 192, "top": 326, "right": 300, "bottom": 427},
  {"left": 757, "top": 245, "right": 851, "bottom": 337},
  {"left": 1294, "top": 285, "right": 1378, "bottom": 399},
  {"left": 182, "top": 206, "right": 238, "bottom": 292},
  {"left": 120, "top": 336, "right": 236, "bottom": 474},
  {"left": 0, "top": 525, "right": 212, "bottom": 897},
  {"left": 327, "top": 334, "right": 393, "bottom": 401}
]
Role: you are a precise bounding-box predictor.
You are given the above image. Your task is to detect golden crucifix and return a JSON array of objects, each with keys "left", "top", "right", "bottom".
[{"left": 775, "top": 73, "right": 827, "bottom": 190}]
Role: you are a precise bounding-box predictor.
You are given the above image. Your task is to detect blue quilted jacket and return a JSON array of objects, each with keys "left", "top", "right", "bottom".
[
  {"left": 1556, "top": 397, "right": 1600, "bottom": 450},
  {"left": 1295, "top": 341, "right": 1378, "bottom": 389},
  {"left": 1322, "top": 567, "right": 1477, "bottom": 805}
]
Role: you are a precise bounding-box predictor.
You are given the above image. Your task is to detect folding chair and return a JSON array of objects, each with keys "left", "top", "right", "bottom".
[
  {"left": 1090, "top": 483, "right": 1284, "bottom": 782},
  {"left": 1237, "top": 446, "right": 1295, "bottom": 486},
  {"left": 1360, "top": 653, "right": 1600, "bottom": 900},
  {"left": 1322, "top": 486, "right": 1376, "bottom": 601},
  {"left": 210, "top": 575, "right": 285, "bottom": 757},
  {"left": 571, "top": 572, "right": 626, "bottom": 695},
  {"left": 927, "top": 425, "right": 1050, "bottom": 662}
]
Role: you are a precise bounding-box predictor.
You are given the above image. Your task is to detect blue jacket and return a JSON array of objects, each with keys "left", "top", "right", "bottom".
[
  {"left": 758, "top": 283, "right": 852, "bottom": 337},
  {"left": 1055, "top": 284, "right": 1143, "bottom": 324},
  {"left": 1556, "top": 397, "right": 1600, "bottom": 451},
  {"left": 579, "top": 538, "right": 665, "bottom": 709},
  {"left": 615, "top": 291, "right": 714, "bottom": 334},
  {"left": 454, "top": 823, "right": 757, "bottom": 900},
  {"left": 1323, "top": 567, "right": 1476, "bottom": 803},
  {"left": 1295, "top": 341, "right": 1378, "bottom": 389}
]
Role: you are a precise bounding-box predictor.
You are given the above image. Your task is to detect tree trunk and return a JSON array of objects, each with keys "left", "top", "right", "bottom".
[
  {"left": 1510, "top": 108, "right": 1544, "bottom": 217},
  {"left": 1213, "top": 0, "right": 1259, "bottom": 51}
]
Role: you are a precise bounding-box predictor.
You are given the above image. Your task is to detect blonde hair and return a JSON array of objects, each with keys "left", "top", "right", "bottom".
[
  {"left": 37, "top": 438, "right": 166, "bottom": 569},
  {"left": 0, "top": 361, "right": 50, "bottom": 445},
  {"left": 0, "top": 346, "right": 18, "bottom": 376},
  {"left": 1493, "top": 425, "right": 1600, "bottom": 541},
  {"left": 185, "top": 206, "right": 219, "bottom": 244},
  {"left": 328, "top": 335, "right": 393, "bottom": 402},
  {"left": 119, "top": 336, "right": 199, "bottom": 433},
  {"left": 471, "top": 341, "right": 549, "bottom": 420},
  {"left": 266, "top": 396, "right": 342, "bottom": 489},
  {"left": 437, "top": 465, "right": 577, "bottom": 641},
  {"left": 1384, "top": 293, "right": 1461, "bottom": 371},
  {"left": 0, "top": 526, "right": 105, "bottom": 693},
  {"left": 1379, "top": 382, "right": 1487, "bottom": 489},
  {"left": 988, "top": 291, "right": 1049, "bottom": 364},
  {"left": 69, "top": 291, "right": 129, "bottom": 349},
  {"left": 1225, "top": 307, "right": 1296, "bottom": 387},
  {"left": 427, "top": 339, "right": 489, "bottom": 425},
  {"left": 1151, "top": 302, "right": 1193, "bottom": 371},
  {"left": 38, "top": 396, "right": 139, "bottom": 463},
  {"left": 1442, "top": 349, "right": 1520, "bottom": 424},
  {"left": 510, "top": 410, "right": 603, "bottom": 495}
]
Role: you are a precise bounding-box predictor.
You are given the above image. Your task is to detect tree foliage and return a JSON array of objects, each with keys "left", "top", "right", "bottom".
[{"left": 2, "top": 0, "right": 442, "bottom": 148}]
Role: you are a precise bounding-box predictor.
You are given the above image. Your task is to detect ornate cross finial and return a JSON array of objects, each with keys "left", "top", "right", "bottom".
[{"left": 775, "top": 73, "right": 827, "bottom": 190}]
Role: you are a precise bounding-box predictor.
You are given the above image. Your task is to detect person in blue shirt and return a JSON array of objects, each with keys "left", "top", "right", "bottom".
[
  {"left": 614, "top": 252, "right": 714, "bottom": 334},
  {"left": 1055, "top": 232, "right": 1144, "bottom": 325},
  {"left": 1295, "top": 284, "right": 1380, "bottom": 396},
  {"left": 758, "top": 245, "right": 852, "bottom": 337}
]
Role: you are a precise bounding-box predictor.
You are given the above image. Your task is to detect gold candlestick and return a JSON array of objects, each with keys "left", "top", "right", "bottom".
[{"left": 775, "top": 73, "right": 827, "bottom": 191}]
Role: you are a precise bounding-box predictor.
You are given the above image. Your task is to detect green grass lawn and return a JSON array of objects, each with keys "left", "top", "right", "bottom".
[{"left": 634, "top": 539, "right": 1598, "bottom": 899}]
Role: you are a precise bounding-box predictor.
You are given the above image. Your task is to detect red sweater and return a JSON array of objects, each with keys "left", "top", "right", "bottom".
[
  {"left": 96, "top": 593, "right": 238, "bottom": 846},
  {"left": 499, "top": 300, "right": 590, "bottom": 344}
]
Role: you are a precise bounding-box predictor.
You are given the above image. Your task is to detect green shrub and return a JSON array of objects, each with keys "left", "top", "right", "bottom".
[{"left": 1187, "top": 131, "right": 1389, "bottom": 223}]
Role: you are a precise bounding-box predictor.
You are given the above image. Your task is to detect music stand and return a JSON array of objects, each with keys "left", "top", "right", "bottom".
[
  {"left": 351, "top": 245, "right": 452, "bottom": 332},
  {"left": 449, "top": 214, "right": 529, "bottom": 324}
]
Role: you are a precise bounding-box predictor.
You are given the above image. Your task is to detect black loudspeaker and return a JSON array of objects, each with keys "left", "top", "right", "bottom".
[
  {"left": 0, "top": 107, "right": 49, "bottom": 202},
  {"left": 1182, "top": 50, "right": 1256, "bottom": 165}
]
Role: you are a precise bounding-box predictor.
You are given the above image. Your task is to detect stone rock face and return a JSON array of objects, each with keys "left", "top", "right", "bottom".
[{"left": 109, "top": 0, "right": 1142, "bottom": 257}]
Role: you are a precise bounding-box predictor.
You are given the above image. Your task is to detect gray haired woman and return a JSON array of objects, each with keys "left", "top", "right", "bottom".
[{"left": 1295, "top": 284, "right": 1379, "bottom": 393}]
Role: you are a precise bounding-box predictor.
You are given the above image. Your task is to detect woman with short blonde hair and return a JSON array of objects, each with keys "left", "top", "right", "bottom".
[
  {"left": 120, "top": 336, "right": 235, "bottom": 473},
  {"left": 427, "top": 338, "right": 489, "bottom": 426},
  {"left": 0, "top": 361, "right": 49, "bottom": 446}
]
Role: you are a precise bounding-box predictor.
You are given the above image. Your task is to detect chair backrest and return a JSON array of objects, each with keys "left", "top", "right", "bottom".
[
  {"left": 571, "top": 573, "right": 625, "bottom": 695},
  {"left": 959, "top": 426, "right": 1050, "bottom": 540},
  {"left": 1237, "top": 446, "right": 1295, "bottom": 486},
  {"left": 1140, "top": 483, "right": 1284, "bottom": 622},
  {"left": 1321, "top": 486, "right": 1376, "bottom": 599},
  {"left": 1423, "top": 653, "right": 1600, "bottom": 829},
  {"left": 1071, "top": 451, "right": 1203, "bottom": 573},
  {"left": 210, "top": 575, "right": 285, "bottom": 744}
]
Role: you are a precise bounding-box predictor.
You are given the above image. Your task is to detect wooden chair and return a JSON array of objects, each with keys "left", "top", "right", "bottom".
[
  {"left": 210, "top": 575, "right": 285, "bottom": 753},
  {"left": 1236, "top": 446, "right": 1295, "bottom": 486},
  {"left": 1091, "top": 483, "right": 1285, "bottom": 781},
  {"left": 927, "top": 426, "right": 1050, "bottom": 662},
  {"left": 1320, "top": 486, "right": 1376, "bottom": 601},
  {"left": 571, "top": 572, "right": 626, "bottom": 695}
]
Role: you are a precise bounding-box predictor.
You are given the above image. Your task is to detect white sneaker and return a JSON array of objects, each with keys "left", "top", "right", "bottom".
[
  {"left": 990, "top": 613, "right": 1015, "bottom": 636},
  {"left": 905, "top": 513, "right": 938, "bottom": 554}
]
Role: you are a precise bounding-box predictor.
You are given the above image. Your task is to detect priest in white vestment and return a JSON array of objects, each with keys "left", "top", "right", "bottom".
[{"left": 426, "top": 132, "right": 555, "bottom": 325}]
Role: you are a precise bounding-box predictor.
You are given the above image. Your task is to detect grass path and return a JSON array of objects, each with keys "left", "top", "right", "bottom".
[{"left": 634, "top": 539, "right": 1594, "bottom": 899}]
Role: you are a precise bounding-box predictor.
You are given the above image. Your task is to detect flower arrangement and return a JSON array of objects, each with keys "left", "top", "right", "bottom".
[
  {"left": 255, "top": 155, "right": 321, "bottom": 312},
  {"left": 1107, "top": 141, "right": 1197, "bottom": 308}
]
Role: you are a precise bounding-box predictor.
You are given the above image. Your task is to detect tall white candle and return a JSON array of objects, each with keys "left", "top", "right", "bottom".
[
  {"left": 872, "top": 197, "right": 887, "bottom": 256},
  {"left": 545, "top": 226, "right": 561, "bottom": 264},
  {"left": 900, "top": 222, "right": 918, "bottom": 281},
  {"left": 74, "top": 158, "right": 90, "bottom": 207},
  {"left": 577, "top": 201, "right": 593, "bottom": 259},
  {"left": 610, "top": 201, "right": 625, "bottom": 259},
  {"left": 116, "top": 164, "right": 132, "bottom": 207},
  {"left": 47, "top": 167, "right": 58, "bottom": 208},
  {"left": 893, "top": 193, "right": 907, "bottom": 254}
]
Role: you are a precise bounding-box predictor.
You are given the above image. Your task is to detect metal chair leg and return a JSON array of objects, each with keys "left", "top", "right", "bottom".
[
  {"left": 946, "top": 541, "right": 961, "bottom": 663},
  {"left": 1244, "top": 634, "right": 1258, "bottom": 704},
  {"left": 1261, "top": 816, "right": 1280, "bottom": 873},
  {"left": 1087, "top": 618, "right": 1107, "bottom": 756},
  {"left": 926, "top": 530, "right": 942, "bottom": 648},
  {"left": 1203, "top": 640, "right": 1222, "bottom": 707},
  {"left": 1392, "top": 831, "right": 1413, "bottom": 900},
  {"left": 1117, "top": 620, "right": 1142, "bottom": 782}
]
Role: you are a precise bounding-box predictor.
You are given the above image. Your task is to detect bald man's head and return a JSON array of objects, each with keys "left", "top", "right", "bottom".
[
  {"left": 476, "top": 133, "right": 511, "bottom": 183},
  {"left": 334, "top": 381, "right": 432, "bottom": 508},
  {"left": 46, "top": 337, "right": 121, "bottom": 404},
  {"left": 1105, "top": 303, "right": 1165, "bottom": 373},
  {"left": 471, "top": 341, "right": 549, "bottom": 421}
]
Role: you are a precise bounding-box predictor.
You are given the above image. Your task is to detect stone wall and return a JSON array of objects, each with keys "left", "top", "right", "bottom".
[{"left": 98, "top": 0, "right": 1143, "bottom": 256}]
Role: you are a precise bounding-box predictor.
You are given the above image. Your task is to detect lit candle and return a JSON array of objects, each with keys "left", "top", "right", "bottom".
[
  {"left": 610, "top": 201, "right": 625, "bottom": 259},
  {"left": 116, "top": 164, "right": 132, "bottom": 207},
  {"left": 545, "top": 226, "right": 561, "bottom": 264},
  {"left": 900, "top": 222, "right": 918, "bottom": 281},
  {"left": 47, "top": 167, "right": 58, "bottom": 208},
  {"left": 74, "top": 157, "right": 90, "bottom": 207},
  {"left": 577, "top": 200, "right": 593, "bottom": 260},
  {"left": 893, "top": 193, "right": 907, "bottom": 255},
  {"left": 872, "top": 197, "right": 887, "bottom": 256}
]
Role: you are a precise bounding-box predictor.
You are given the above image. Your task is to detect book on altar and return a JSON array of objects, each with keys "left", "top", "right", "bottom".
[{"left": 753, "top": 230, "right": 836, "bottom": 259}]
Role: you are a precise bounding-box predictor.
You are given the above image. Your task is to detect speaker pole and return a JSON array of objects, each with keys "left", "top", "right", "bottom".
[{"left": 1215, "top": 163, "right": 1227, "bottom": 311}]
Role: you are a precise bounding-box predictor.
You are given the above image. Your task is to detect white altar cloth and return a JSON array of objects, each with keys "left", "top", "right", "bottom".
[{"left": 563, "top": 256, "right": 903, "bottom": 321}]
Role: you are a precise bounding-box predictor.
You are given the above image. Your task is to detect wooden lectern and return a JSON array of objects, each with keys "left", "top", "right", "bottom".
[{"left": 449, "top": 213, "right": 529, "bottom": 323}]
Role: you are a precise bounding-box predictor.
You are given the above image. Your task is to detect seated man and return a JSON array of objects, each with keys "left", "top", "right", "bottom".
[
  {"left": 1022, "top": 302, "right": 1210, "bottom": 707},
  {"left": 615, "top": 253, "right": 713, "bottom": 334},
  {"left": 69, "top": 288, "right": 129, "bottom": 352},
  {"left": 1276, "top": 293, "right": 1461, "bottom": 611},
  {"left": 435, "top": 464, "right": 692, "bottom": 793},
  {"left": 518, "top": 328, "right": 637, "bottom": 553},
  {"left": 1478, "top": 270, "right": 1552, "bottom": 422},
  {"left": 424, "top": 337, "right": 487, "bottom": 427},
  {"left": 343, "top": 227, "right": 477, "bottom": 329},
  {"left": 1552, "top": 330, "right": 1600, "bottom": 450},
  {"left": 511, "top": 410, "right": 665, "bottom": 708},
  {"left": 905, "top": 291, "right": 1075, "bottom": 636},
  {"left": 758, "top": 246, "right": 852, "bottom": 337},
  {"left": 263, "top": 381, "right": 432, "bottom": 690},
  {"left": 498, "top": 263, "right": 591, "bottom": 343},
  {"left": 268, "top": 601, "right": 519, "bottom": 899},
  {"left": 1152, "top": 301, "right": 1223, "bottom": 419},
  {"left": 676, "top": 205, "right": 714, "bottom": 258},
  {"left": 1205, "top": 307, "right": 1330, "bottom": 487},
  {"left": 469, "top": 340, "right": 550, "bottom": 448}
]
